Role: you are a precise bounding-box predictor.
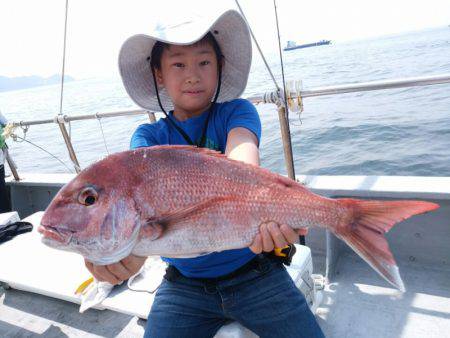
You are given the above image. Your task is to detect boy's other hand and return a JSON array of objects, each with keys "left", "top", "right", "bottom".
[
  {"left": 84, "top": 254, "right": 147, "bottom": 285},
  {"left": 249, "top": 221, "right": 308, "bottom": 254}
]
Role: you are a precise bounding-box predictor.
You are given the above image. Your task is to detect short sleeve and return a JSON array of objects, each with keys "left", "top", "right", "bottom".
[
  {"left": 130, "top": 124, "right": 159, "bottom": 149},
  {"left": 225, "top": 99, "right": 261, "bottom": 144}
]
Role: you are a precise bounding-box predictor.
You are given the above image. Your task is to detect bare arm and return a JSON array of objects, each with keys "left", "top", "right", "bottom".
[
  {"left": 225, "top": 127, "right": 307, "bottom": 254},
  {"left": 225, "top": 127, "right": 260, "bottom": 165}
]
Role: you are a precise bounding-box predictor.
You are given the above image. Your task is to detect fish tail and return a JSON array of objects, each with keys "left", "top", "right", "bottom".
[{"left": 334, "top": 199, "right": 439, "bottom": 291}]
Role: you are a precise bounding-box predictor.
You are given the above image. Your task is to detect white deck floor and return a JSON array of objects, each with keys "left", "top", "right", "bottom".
[
  {"left": 1, "top": 254, "right": 449, "bottom": 337},
  {"left": 318, "top": 255, "right": 450, "bottom": 338}
]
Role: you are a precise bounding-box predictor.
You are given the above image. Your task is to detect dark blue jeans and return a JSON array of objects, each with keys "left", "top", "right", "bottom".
[{"left": 144, "top": 255, "right": 325, "bottom": 338}]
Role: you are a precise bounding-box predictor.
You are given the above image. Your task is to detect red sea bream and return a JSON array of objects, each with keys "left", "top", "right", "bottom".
[{"left": 39, "top": 145, "right": 439, "bottom": 291}]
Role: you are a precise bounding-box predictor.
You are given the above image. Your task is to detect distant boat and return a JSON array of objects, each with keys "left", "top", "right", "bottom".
[{"left": 284, "top": 40, "right": 331, "bottom": 51}]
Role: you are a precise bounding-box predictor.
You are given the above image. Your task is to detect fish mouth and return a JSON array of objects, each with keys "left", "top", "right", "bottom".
[{"left": 38, "top": 223, "right": 74, "bottom": 244}]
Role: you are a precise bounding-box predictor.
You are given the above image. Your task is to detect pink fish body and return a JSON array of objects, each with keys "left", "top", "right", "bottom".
[{"left": 39, "top": 146, "right": 439, "bottom": 291}]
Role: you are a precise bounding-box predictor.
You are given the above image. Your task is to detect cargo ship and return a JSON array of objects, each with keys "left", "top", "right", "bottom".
[{"left": 284, "top": 39, "right": 331, "bottom": 51}]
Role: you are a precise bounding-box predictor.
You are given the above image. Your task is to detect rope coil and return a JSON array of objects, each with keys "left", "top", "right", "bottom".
[
  {"left": 2, "top": 123, "right": 19, "bottom": 141},
  {"left": 261, "top": 82, "right": 304, "bottom": 113},
  {"left": 2, "top": 123, "right": 29, "bottom": 142}
]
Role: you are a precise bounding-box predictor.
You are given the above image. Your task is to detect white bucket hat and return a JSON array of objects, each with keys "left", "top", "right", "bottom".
[{"left": 118, "top": 9, "right": 252, "bottom": 112}]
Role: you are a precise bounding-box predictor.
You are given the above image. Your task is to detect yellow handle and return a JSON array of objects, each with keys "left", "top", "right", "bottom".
[
  {"left": 75, "top": 277, "right": 94, "bottom": 295},
  {"left": 273, "top": 246, "right": 289, "bottom": 257}
]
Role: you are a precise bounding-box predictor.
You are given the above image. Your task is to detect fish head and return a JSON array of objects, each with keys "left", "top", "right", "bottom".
[{"left": 39, "top": 154, "right": 144, "bottom": 264}]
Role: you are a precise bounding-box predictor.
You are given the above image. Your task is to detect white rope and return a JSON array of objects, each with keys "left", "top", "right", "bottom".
[
  {"left": 14, "top": 136, "right": 74, "bottom": 173},
  {"left": 58, "top": 0, "right": 69, "bottom": 116},
  {"left": 2, "top": 124, "right": 74, "bottom": 173},
  {"left": 234, "top": 0, "right": 280, "bottom": 91},
  {"left": 96, "top": 113, "right": 110, "bottom": 155}
]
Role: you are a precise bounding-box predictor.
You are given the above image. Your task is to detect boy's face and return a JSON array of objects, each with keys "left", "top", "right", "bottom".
[{"left": 155, "top": 42, "right": 219, "bottom": 118}]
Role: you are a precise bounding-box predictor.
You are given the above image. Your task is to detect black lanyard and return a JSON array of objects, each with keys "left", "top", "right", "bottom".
[{"left": 164, "top": 107, "right": 213, "bottom": 148}]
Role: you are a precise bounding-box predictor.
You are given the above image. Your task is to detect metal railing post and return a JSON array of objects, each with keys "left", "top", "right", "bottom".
[
  {"left": 277, "top": 104, "right": 296, "bottom": 180},
  {"left": 277, "top": 104, "right": 305, "bottom": 245},
  {"left": 56, "top": 116, "right": 81, "bottom": 173},
  {"left": 4, "top": 148, "right": 20, "bottom": 181}
]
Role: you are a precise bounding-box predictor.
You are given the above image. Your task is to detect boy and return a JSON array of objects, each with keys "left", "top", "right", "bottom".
[{"left": 86, "top": 9, "right": 324, "bottom": 338}]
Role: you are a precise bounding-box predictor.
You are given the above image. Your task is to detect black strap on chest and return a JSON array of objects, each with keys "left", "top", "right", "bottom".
[{"left": 163, "top": 108, "right": 212, "bottom": 148}]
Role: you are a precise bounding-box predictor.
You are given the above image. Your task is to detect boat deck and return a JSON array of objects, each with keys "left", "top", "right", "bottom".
[
  {"left": 318, "top": 255, "right": 450, "bottom": 338},
  {"left": 1, "top": 253, "right": 449, "bottom": 337}
]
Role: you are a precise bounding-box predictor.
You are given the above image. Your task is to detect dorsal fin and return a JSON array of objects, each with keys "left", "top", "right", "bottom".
[
  {"left": 139, "top": 145, "right": 308, "bottom": 192},
  {"left": 147, "top": 145, "right": 227, "bottom": 159}
]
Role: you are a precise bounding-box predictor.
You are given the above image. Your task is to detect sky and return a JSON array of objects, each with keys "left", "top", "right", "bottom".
[{"left": 0, "top": 0, "right": 449, "bottom": 78}]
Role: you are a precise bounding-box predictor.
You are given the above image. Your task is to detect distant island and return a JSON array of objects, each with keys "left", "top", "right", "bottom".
[{"left": 0, "top": 74, "right": 75, "bottom": 92}]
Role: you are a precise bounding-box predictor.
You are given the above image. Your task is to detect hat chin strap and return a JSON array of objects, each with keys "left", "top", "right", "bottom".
[
  {"left": 151, "top": 66, "right": 169, "bottom": 116},
  {"left": 212, "top": 61, "right": 222, "bottom": 105}
]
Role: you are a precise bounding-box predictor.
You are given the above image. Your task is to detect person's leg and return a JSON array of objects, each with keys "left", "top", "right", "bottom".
[
  {"left": 144, "top": 277, "right": 229, "bottom": 338},
  {"left": 226, "top": 257, "right": 325, "bottom": 338}
]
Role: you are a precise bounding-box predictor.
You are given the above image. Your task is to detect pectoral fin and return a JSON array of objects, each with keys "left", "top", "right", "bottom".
[{"left": 142, "top": 196, "right": 236, "bottom": 240}]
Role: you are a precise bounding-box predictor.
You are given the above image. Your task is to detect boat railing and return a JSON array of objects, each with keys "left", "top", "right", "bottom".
[{"left": 5, "top": 72, "right": 450, "bottom": 181}]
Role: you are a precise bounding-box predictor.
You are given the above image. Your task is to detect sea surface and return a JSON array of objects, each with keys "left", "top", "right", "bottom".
[{"left": 0, "top": 26, "right": 449, "bottom": 177}]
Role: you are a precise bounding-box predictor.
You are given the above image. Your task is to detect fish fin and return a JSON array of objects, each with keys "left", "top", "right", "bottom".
[
  {"left": 144, "top": 196, "right": 236, "bottom": 238},
  {"left": 172, "top": 146, "right": 306, "bottom": 194},
  {"left": 140, "top": 222, "right": 165, "bottom": 241},
  {"left": 272, "top": 174, "right": 309, "bottom": 192},
  {"left": 147, "top": 145, "right": 227, "bottom": 159},
  {"left": 146, "top": 146, "right": 309, "bottom": 192},
  {"left": 334, "top": 199, "right": 439, "bottom": 291}
]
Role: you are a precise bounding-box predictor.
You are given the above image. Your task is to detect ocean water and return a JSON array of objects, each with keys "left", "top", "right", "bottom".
[{"left": 0, "top": 26, "right": 449, "bottom": 177}]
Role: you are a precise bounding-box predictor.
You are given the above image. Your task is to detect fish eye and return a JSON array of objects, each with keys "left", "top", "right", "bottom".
[{"left": 78, "top": 187, "right": 98, "bottom": 206}]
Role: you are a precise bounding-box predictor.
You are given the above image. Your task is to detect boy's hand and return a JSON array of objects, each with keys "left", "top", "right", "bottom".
[
  {"left": 249, "top": 221, "right": 308, "bottom": 254},
  {"left": 84, "top": 254, "right": 146, "bottom": 285}
]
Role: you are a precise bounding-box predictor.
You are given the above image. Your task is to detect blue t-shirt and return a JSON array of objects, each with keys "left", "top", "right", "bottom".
[{"left": 130, "top": 98, "right": 261, "bottom": 278}]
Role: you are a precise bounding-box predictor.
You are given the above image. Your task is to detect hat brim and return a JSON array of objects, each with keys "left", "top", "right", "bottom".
[{"left": 118, "top": 10, "right": 252, "bottom": 112}]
